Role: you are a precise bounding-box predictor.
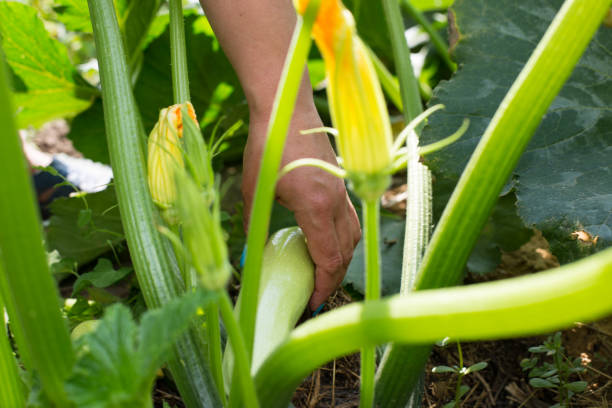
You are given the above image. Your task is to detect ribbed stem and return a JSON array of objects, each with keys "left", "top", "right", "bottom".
[
  {"left": 0, "top": 49, "right": 73, "bottom": 406},
  {"left": 169, "top": 0, "right": 190, "bottom": 103},
  {"left": 87, "top": 1, "right": 219, "bottom": 406},
  {"left": 0, "top": 289, "right": 25, "bottom": 407},
  {"left": 239, "top": 0, "right": 321, "bottom": 356},
  {"left": 359, "top": 199, "right": 381, "bottom": 407}
]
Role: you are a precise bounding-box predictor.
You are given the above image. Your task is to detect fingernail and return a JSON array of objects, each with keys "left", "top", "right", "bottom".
[
  {"left": 312, "top": 302, "right": 326, "bottom": 317},
  {"left": 239, "top": 244, "right": 247, "bottom": 269}
]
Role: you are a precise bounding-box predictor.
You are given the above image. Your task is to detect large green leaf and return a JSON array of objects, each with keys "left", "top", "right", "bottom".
[
  {"left": 0, "top": 1, "right": 97, "bottom": 127},
  {"left": 68, "top": 12, "right": 246, "bottom": 164},
  {"left": 421, "top": 0, "right": 612, "bottom": 263},
  {"left": 65, "top": 290, "right": 212, "bottom": 408},
  {"left": 46, "top": 186, "right": 124, "bottom": 267}
]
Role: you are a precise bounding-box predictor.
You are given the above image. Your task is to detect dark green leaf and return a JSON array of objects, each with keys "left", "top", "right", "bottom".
[
  {"left": 344, "top": 213, "right": 405, "bottom": 295},
  {"left": 529, "top": 378, "right": 556, "bottom": 388},
  {"left": 71, "top": 258, "right": 132, "bottom": 296},
  {"left": 0, "top": 2, "right": 97, "bottom": 127},
  {"left": 46, "top": 186, "right": 124, "bottom": 266},
  {"left": 467, "top": 192, "right": 533, "bottom": 275},
  {"left": 421, "top": 0, "right": 612, "bottom": 263},
  {"left": 77, "top": 209, "right": 93, "bottom": 228}
]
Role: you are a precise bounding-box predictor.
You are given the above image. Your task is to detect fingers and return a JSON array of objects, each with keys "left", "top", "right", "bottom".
[
  {"left": 294, "top": 206, "right": 343, "bottom": 310},
  {"left": 294, "top": 194, "right": 362, "bottom": 310}
]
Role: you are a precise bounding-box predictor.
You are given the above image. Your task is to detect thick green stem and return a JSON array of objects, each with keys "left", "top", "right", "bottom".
[
  {"left": 0, "top": 51, "right": 73, "bottom": 406},
  {"left": 401, "top": 0, "right": 456, "bottom": 71},
  {"left": 219, "top": 292, "right": 259, "bottom": 408},
  {"left": 239, "top": 0, "right": 320, "bottom": 356},
  {"left": 360, "top": 199, "right": 381, "bottom": 407},
  {"left": 87, "top": 1, "right": 220, "bottom": 406},
  {"left": 381, "top": 0, "right": 422, "bottom": 123},
  {"left": 0, "top": 290, "right": 25, "bottom": 407},
  {"left": 207, "top": 303, "right": 226, "bottom": 407},
  {"left": 255, "top": 247, "right": 612, "bottom": 407},
  {"left": 169, "top": 0, "right": 190, "bottom": 103}
]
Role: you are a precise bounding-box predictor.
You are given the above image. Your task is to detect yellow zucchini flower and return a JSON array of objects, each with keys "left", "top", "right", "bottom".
[
  {"left": 296, "top": 0, "right": 393, "bottom": 199},
  {"left": 147, "top": 102, "right": 197, "bottom": 208}
]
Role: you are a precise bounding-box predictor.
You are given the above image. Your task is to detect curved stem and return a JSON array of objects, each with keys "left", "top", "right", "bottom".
[
  {"left": 255, "top": 247, "right": 612, "bottom": 407},
  {"left": 218, "top": 292, "right": 259, "bottom": 408},
  {"left": 279, "top": 158, "right": 347, "bottom": 180},
  {"left": 239, "top": 0, "right": 321, "bottom": 356},
  {"left": 360, "top": 199, "right": 381, "bottom": 407},
  {"left": 169, "top": 0, "right": 190, "bottom": 103}
]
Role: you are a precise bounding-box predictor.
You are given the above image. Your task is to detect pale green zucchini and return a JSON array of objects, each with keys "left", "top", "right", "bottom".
[{"left": 223, "top": 227, "right": 314, "bottom": 386}]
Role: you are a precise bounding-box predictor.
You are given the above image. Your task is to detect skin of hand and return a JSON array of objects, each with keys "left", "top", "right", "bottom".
[{"left": 199, "top": 0, "right": 361, "bottom": 309}]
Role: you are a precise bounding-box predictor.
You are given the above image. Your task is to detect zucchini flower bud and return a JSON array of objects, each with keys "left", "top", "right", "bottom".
[
  {"left": 175, "top": 169, "right": 230, "bottom": 291},
  {"left": 147, "top": 102, "right": 197, "bottom": 208},
  {"left": 296, "top": 0, "right": 393, "bottom": 200}
]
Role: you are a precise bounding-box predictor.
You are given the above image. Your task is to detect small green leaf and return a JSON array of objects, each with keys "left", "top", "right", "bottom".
[
  {"left": 457, "top": 384, "right": 470, "bottom": 398},
  {"left": 432, "top": 365, "right": 457, "bottom": 374},
  {"left": 528, "top": 345, "right": 549, "bottom": 354},
  {"left": 520, "top": 357, "right": 537, "bottom": 370},
  {"left": 442, "top": 401, "right": 457, "bottom": 408},
  {"left": 529, "top": 378, "right": 556, "bottom": 388},
  {"left": 465, "top": 361, "right": 487, "bottom": 374},
  {"left": 564, "top": 381, "right": 587, "bottom": 393},
  {"left": 71, "top": 258, "right": 132, "bottom": 296},
  {"left": 410, "top": 0, "right": 454, "bottom": 11}
]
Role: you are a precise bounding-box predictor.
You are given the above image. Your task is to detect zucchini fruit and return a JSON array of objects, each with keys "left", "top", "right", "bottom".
[{"left": 223, "top": 227, "right": 314, "bottom": 384}]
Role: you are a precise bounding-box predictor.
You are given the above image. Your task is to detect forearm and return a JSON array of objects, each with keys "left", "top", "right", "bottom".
[{"left": 198, "top": 0, "right": 316, "bottom": 119}]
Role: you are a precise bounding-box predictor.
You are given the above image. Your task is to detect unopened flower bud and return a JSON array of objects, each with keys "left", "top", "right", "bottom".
[
  {"left": 147, "top": 102, "right": 197, "bottom": 208},
  {"left": 296, "top": 0, "right": 393, "bottom": 199}
]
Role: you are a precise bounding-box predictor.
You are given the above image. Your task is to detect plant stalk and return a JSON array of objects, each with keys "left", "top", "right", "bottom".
[
  {"left": 360, "top": 199, "right": 381, "bottom": 407},
  {"left": 238, "top": 0, "right": 320, "bottom": 356},
  {"left": 87, "top": 1, "right": 220, "bottom": 406},
  {"left": 0, "top": 50, "right": 73, "bottom": 406},
  {"left": 219, "top": 292, "right": 260, "bottom": 408},
  {"left": 381, "top": 0, "right": 422, "bottom": 123},
  {"left": 168, "top": 0, "right": 190, "bottom": 104},
  {"left": 401, "top": 0, "right": 456, "bottom": 71}
]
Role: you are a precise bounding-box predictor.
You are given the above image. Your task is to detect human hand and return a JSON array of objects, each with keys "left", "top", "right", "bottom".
[{"left": 242, "top": 108, "right": 361, "bottom": 310}]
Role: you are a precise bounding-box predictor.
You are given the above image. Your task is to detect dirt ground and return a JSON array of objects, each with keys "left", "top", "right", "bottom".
[{"left": 36, "top": 123, "right": 612, "bottom": 408}]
